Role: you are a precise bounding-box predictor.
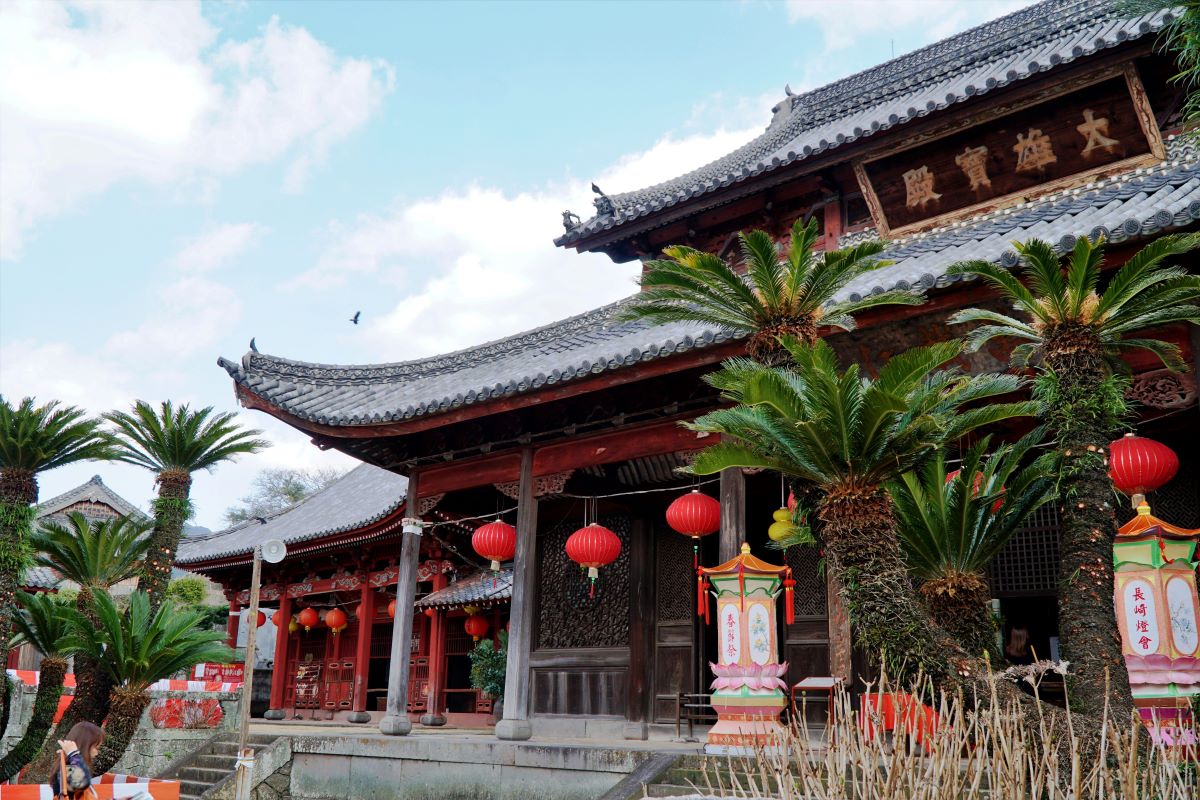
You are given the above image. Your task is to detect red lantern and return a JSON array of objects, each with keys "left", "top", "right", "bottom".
[
  {"left": 464, "top": 614, "right": 490, "bottom": 641},
  {"left": 945, "top": 469, "right": 1005, "bottom": 513},
  {"left": 667, "top": 490, "right": 720, "bottom": 568},
  {"left": 297, "top": 607, "right": 319, "bottom": 631},
  {"left": 472, "top": 520, "right": 517, "bottom": 572},
  {"left": 325, "top": 608, "right": 347, "bottom": 633},
  {"left": 387, "top": 599, "right": 397, "bottom": 619},
  {"left": 270, "top": 609, "right": 282, "bottom": 627},
  {"left": 566, "top": 523, "right": 621, "bottom": 597},
  {"left": 1109, "top": 433, "right": 1179, "bottom": 508},
  {"left": 255, "top": 611, "right": 266, "bottom": 628}
]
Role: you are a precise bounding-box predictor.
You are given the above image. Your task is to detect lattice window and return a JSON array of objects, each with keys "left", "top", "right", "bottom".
[
  {"left": 1142, "top": 462, "right": 1200, "bottom": 529},
  {"left": 655, "top": 528, "right": 695, "bottom": 622},
  {"left": 784, "top": 544, "right": 827, "bottom": 618},
  {"left": 989, "top": 503, "right": 1060, "bottom": 596},
  {"left": 537, "top": 514, "right": 631, "bottom": 649}
]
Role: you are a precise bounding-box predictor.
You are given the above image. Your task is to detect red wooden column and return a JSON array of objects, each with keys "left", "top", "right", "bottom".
[
  {"left": 264, "top": 590, "right": 291, "bottom": 719},
  {"left": 421, "top": 570, "right": 449, "bottom": 726},
  {"left": 348, "top": 580, "right": 375, "bottom": 723},
  {"left": 226, "top": 594, "right": 241, "bottom": 649}
]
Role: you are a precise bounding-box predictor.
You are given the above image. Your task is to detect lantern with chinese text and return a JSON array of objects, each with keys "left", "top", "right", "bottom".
[
  {"left": 464, "top": 613, "right": 490, "bottom": 641},
  {"left": 565, "top": 523, "right": 621, "bottom": 597},
  {"left": 325, "top": 607, "right": 347, "bottom": 634},
  {"left": 472, "top": 520, "right": 517, "bottom": 573},
  {"left": 387, "top": 599, "right": 397, "bottom": 619},
  {"left": 297, "top": 607, "right": 318, "bottom": 632},
  {"left": 255, "top": 611, "right": 266, "bottom": 628},
  {"left": 700, "top": 543, "right": 790, "bottom": 754},
  {"left": 1113, "top": 502, "right": 1200, "bottom": 735},
  {"left": 667, "top": 490, "right": 720, "bottom": 568},
  {"left": 1109, "top": 433, "right": 1179, "bottom": 508}
]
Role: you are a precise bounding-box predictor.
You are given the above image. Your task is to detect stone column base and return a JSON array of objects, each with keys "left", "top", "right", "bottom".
[
  {"left": 495, "top": 718, "right": 532, "bottom": 740},
  {"left": 347, "top": 711, "right": 372, "bottom": 723},
  {"left": 379, "top": 714, "right": 413, "bottom": 736},
  {"left": 263, "top": 709, "right": 285, "bottom": 720},
  {"left": 419, "top": 713, "right": 447, "bottom": 727}
]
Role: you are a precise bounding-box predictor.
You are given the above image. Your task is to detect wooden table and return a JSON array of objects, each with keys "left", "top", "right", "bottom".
[{"left": 791, "top": 676, "right": 844, "bottom": 737}]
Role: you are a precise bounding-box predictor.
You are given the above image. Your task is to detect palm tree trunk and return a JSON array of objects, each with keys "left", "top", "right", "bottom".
[
  {"left": 919, "top": 571, "right": 998, "bottom": 661},
  {"left": 26, "top": 589, "right": 114, "bottom": 782},
  {"left": 0, "top": 656, "right": 66, "bottom": 780},
  {"left": 818, "top": 486, "right": 960, "bottom": 688},
  {"left": 138, "top": 469, "right": 192, "bottom": 612},
  {"left": 0, "top": 467, "right": 38, "bottom": 741},
  {"left": 1042, "top": 361, "right": 1135, "bottom": 720},
  {"left": 91, "top": 686, "right": 151, "bottom": 776}
]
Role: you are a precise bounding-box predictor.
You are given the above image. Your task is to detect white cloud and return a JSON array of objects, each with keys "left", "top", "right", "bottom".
[
  {"left": 785, "top": 0, "right": 1033, "bottom": 52},
  {"left": 0, "top": 1, "right": 394, "bottom": 260},
  {"left": 294, "top": 122, "right": 762, "bottom": 359},
  {"left": 172, "top": 222, "right": 267, "bottom": 272},
  {"left": 106, "top": 276, "right": 243, "bottom": 362}
]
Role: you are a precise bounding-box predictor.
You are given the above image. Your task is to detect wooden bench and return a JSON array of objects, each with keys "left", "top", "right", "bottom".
[{"left": 674, "top": 692, "right": 716, "bottom": 741}]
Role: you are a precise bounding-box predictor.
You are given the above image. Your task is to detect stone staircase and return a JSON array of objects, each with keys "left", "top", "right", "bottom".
[
  {"left": 156, "top": 732, "right": 279, "bottom": 800},
  {"left": 638, "top": 755, "right": 781, "bottom": 798}
]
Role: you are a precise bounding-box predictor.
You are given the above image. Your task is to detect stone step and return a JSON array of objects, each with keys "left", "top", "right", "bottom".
[
  {"left": 191, "top": 753, "right": 238, "bottom": 770},
  {"left": 645, "top": 784, "right": 709, "bottom": 797},
  {"left": 179, "top": 766, "right": 231, "bottom": 784},
  {"left": 179, "top": 780, "right": 213, "bottom": 798}
]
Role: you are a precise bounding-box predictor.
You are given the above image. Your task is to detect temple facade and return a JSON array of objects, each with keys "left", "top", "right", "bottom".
[{"left": 179, "top": 0, "right": 1200, "bottom": 739}]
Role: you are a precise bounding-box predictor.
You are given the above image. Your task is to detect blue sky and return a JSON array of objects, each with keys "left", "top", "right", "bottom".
[{"left": 0, "top": 0, "right": 1029, "bottom": 528}]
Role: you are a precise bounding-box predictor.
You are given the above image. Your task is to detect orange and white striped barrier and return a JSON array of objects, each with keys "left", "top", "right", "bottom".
[{"left": 0, "top": 776, "right": 180, "bottom": 799}]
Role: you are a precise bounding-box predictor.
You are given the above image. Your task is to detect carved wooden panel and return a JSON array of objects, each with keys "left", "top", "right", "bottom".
[
  {"left": 858, "top": 69, "right": 1158, "bottom": 235},
  {"left": 531, "top": 668, "right": 628, "bottom": 716},
  {"left": 655, "top": 528, "right": 695, "bottom": 623},
  {"left": 1126, "top": 369, "right": 1197, "bottom": 410},
  {"left": 537, "top": 514, "right": 631, "bottom": 649},
  {"left": 784, "top": 544, "right": 827, "bottom": 619}
]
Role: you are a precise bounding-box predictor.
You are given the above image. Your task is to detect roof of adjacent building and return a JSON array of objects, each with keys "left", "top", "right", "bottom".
[
  {"left": 36, "top": 474, "right": 147, "bottom": 522},
  {"left": 416, "top": 566, "right": 513, "bottom": 609},
  {"left": 176, "top": 463, "right": 408, "bottom": 565},
  {"left": 219, "top": 136, "right": 1199, "bottom": 428},
  {"left": 21, "top": 566, "right": 60, "bottom": 590},
  {"left": 556, "top": 0, "right": 1173, "bottom": 246}
]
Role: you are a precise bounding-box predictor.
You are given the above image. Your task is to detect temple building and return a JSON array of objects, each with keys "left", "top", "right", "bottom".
[{"left": 180, "top": 0, "right": 1200, "bottom": 739}]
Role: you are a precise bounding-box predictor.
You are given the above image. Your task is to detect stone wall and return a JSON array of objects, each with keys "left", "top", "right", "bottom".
[
  {"left": 279, "top": 735, "right": 654, "bottom": 800},
  {"left": 1, "top": 681, "right": 240, "bottom": 779}
]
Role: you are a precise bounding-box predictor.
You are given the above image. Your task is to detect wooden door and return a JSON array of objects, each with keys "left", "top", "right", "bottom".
[
  {"left": 652, "top": 531, "right": 696, "bottom": 723},
  {"left": 781, "top": 545, "right": 831, "bottom": 723}
]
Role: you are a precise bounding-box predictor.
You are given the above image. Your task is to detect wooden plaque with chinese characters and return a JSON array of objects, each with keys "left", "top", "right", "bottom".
[{"left": 856, "top": 67, "right": 1164, "bottom": 236}]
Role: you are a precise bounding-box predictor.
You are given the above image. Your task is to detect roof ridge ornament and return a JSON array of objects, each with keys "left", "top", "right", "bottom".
[{"left": 591, "top": 183, "right": 615, "bottom": 216}]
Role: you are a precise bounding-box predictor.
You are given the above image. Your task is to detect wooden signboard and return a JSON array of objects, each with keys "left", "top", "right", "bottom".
[{"left": 854, "top": 64, "right": 1165, "bottom": 236}]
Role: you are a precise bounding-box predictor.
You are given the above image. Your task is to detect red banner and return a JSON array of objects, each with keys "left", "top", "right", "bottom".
[{"left": 194, "top": 663, "right": 244, "bottom": 682}]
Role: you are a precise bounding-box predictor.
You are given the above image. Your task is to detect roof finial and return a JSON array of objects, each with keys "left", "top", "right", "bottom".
[
  {"left": 249, "top": 337, "right": 258, "bottom": 353},
  {"left": 591, "top": 183, "right": 615, "bottom": 216},
  {"left": 740, "top": 542, "right": 751, "bottom": 555},
  {"left": 561, "top": 209, "right": 581, "bottom": 231},
  {"left": 784, "top": 83, "right": 795, "bottom": 97}
]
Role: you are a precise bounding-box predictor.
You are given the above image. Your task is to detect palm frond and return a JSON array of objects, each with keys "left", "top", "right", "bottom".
[
  {"left": 0, "top": 397, "right": 117, "bottom": 475},
  {"left": 32, "top": 512, "right": 151, "bottom": 590},
  {"left": 104, "top": 400, "right": 268, "bottom": 475}
]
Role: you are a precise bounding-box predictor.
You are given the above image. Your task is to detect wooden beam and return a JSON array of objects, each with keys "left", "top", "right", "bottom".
[
  {"left": 719, "top": 468, "right": 745, "bottom": 561},
  {"left": 533, "top": 418, "right": 715, "bottom": 476},
  {"left": 420, "top": 453, "right": 523, "bottom": 495},
  {"left": 497, "top": 448, "right": 537, "bottom": 740}
]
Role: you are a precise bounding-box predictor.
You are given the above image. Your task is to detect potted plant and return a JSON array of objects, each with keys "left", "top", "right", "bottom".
[{"left": 469, "top": 631, "right": 507, "bottom": 723}]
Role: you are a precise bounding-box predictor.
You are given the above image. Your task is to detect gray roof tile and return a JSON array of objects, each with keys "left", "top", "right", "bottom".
[
  {"left": 221, "top": 138, "right": 1199, "bottom": 429},
  {"left": 415, "top": 566, "right": 513, "bottom": 609},
  {"left": 556, "top": 0, "right": 1172, "bottom": 246},
  {"left": 36, "top": 474, "right": 146, "bottom": 522},
  {"left": 176, "top": 464, "right": 407, "bottom": 564},
  {"left": 21, "top": 566, "right": 59, "bottom": 590}
]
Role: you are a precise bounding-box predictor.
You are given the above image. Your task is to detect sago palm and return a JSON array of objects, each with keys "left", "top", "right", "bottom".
[
  {"left": 686, "top": 338, "right": 1037, "bottom": 686},
  {"left": 0, "top": 592, "right": 72, "bottom": 780},
  {"left": 31, "top": 513, "right": 151, "bottom": 760},
  {"left": 890, "top": 432, "right": 1055, "bottom": 659},
  {"left": 60, "top": 590, "right": 232, "bottom": 774},
  {"left": 947, "top": 233, "right": 1200, "bottom": 716},
  {"left": 104, "top": 401, "right": 267, "bottom": 608},
  {"left": 0, "top": 396, "right": 114, "bottom": 737},
  {"left": 622, "top": 218, "right": 923, "bottom": 365}
]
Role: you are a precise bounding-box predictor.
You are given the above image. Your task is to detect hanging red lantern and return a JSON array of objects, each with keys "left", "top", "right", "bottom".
[
  {"left": 1109, "top": 433, "right": 1179, "bottom": 508},
  {"left": 325, "top": 608, "right": 347, "bottom": 633},
  {"left": 387, "top": 599, "right": 397, "bottom": 619},
  {"left": 297, "top": 607, "right": 319, "bottom": 631},
  {"left": 945, "top": 469, "right": 1005, "bottom": 512},
  {"left": 464, "top": 614, "right": 490, "bottom": 641},
  {"left": 566, "top": 523, "right": 621, "bottom": 597},
  {"left": 270, "top": 609, "right": 283, "bottom": 627},
  {"left": 472, "top": 520, "right": 517, "bottom": 572},
  {"left": 255, "top": 611, "right": 267, "bottom": 628},
  {"left": 667, "top": 491, "right": 720, "bottom": 568}
]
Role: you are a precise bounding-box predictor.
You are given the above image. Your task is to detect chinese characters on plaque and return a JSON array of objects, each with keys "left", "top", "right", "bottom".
[{"left": 863, "top": 71, "right": 1160, "bottom": 233}]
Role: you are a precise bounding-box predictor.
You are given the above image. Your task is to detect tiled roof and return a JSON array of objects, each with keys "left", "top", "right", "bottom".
[
  {"left": 556, "top": 0, "right": 1173, "bottom": 246},
  {"left": 416, "top": 566, "right": 513, "bottom": 609},
  {"left": 219, "top": 137, "right": 1199, "bottom": 428},
  {"left": 36, "top": 475, "right": 146, "bottom": 521},
  {"left": 21, "top": 566, "right": 59, "bottom": 590},
  {"left": 176, "top": 464, "right": 407, "bottom": 565}
]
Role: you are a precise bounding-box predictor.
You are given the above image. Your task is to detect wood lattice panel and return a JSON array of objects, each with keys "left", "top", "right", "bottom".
[
  {"left": 989, "top": 504, "right": 1060, "bottom": 596},
  {"left": 655, "top": 529, "right": 695, "bottom": 623},
  {"left": 785, "top": 544, "right": 827, "bottom": 618},
  {"left": 537, "top": 514, "right": 631, "bottom": 649}
]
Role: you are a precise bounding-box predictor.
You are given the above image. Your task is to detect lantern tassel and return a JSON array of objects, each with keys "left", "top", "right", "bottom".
[
  {"left": 784, "top": 569, "right": 795, "bottom": 626},
  {"left": 693, "top": 541, "right": 699, "bottom": 570},
  {"left": 697, "top": 573, "right": 705, "bottom": 618},
  {"left": 589, "top": 577, "right": 596, "bottom": 599}
]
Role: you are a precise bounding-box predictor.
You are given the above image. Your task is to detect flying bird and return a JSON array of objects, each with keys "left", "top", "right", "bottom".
[{"left": 350, "top": 311, "right": 361, "bottom": 325}]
